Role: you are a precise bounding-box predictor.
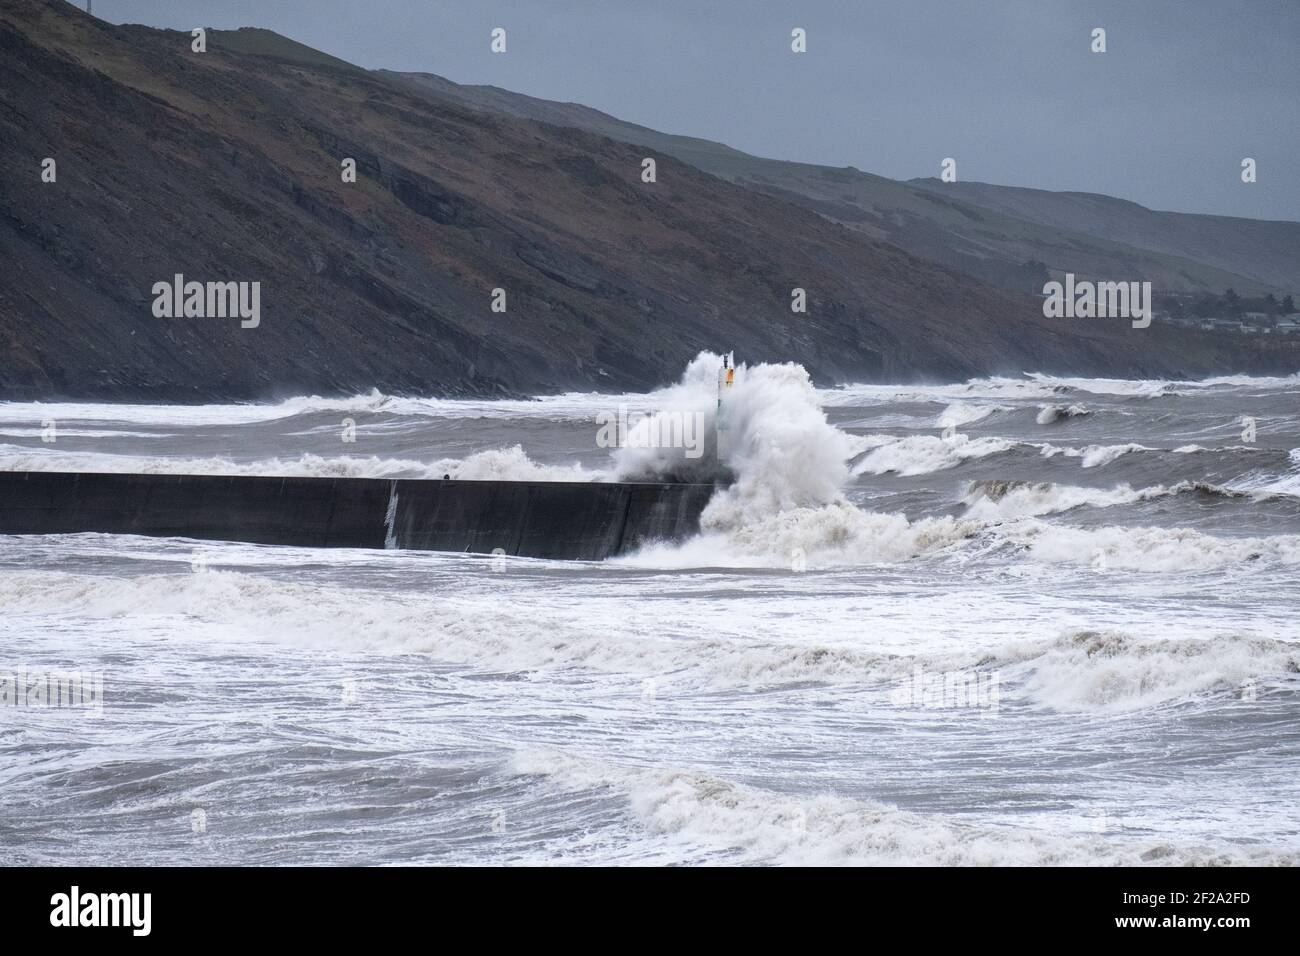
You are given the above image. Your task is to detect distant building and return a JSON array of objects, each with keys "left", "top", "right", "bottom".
[{"left": 1201, "top": 318, "right": 1243, "bottom": 331}]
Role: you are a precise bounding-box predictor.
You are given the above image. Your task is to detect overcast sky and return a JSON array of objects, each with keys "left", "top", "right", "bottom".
[{"left": 85, "top": 0, "right": 1300, "bottom": 220}]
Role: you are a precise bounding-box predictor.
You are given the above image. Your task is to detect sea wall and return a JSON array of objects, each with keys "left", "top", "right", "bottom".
[{"left": 0, "top": 472, "right": 714, "bottom": 560}]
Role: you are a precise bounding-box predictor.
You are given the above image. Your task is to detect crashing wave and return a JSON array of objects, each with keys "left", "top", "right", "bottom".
[
  {"left": 1035, "top": 403, "right": 1090, "bottom": 425},
  {"left": 0, "top": 442, "right": 598, "bottom": 482},
  {"left": 510, "top": 749, "right": 1295, "bottom": 865},
  {"left": 962, "top": 479, "right": 1261, "bottom": 520},
  {"left": 850, "top": 435, "right": 1020, "bottom": 477}
]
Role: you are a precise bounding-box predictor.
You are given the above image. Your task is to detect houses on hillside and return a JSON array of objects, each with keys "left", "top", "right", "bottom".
[{"left": 1160, "top": 308, "right": 1300, "bottom": 334}]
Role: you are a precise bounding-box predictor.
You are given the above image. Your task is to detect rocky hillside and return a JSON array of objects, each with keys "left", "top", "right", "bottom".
[
  {"left": 0, "top": 0, "right": 1293, "bottom": 402},
  {"left": 907, "top": 178, "right": 1300, "bottom": 294},
  {"left": 387, "top": 69, "right": 1300, "bottom": 297}
]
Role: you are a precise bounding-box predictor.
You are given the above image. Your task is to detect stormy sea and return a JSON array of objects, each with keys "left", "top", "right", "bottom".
[{"left": 2, "top": 355, "right": 1297, "bottom": 865}]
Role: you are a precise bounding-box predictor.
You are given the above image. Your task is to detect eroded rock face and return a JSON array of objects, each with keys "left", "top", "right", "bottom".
[{"left": 1, "top": 0, "right": 1293, "bottom": 403}]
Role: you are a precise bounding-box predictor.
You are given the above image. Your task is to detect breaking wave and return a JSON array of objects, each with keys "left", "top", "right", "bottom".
[
  {"left": 1035, "top": 403, "right": 1089, "bottom": 425},
  {"left": 1073, "top": 443, "right": 1151, "bottom": 468},
  {"left": 604, "top": 354, "right": 1300, "bottom": 571},
  {"left": 1230, "top": 449, "right": 1300, "bottom": 497},
  {"left": 1000, "top": 519, "right": 1300, "bottom": 572},
  {"left": 5, "top": 352, "right": 1298, "bottom": 576},
  {"left": 512, "top": 751, "right": 1295, "bottom": 866},
  {"left": 0, "top": 389, "right": 401, "bottom": 428},
  {"left": 0, "top": 388, "right": 650, "bottom": 427},
  {"left": 2, "top": 561, "right": 1295, "bottom": 712},
  {"left": 825, "top": 370, "right": 1300, "bottom": 408},
  {"left": 1001, "top": 629, "right": 1300, "bottom": 712},
  {"left": 936, "top": 401, "right": 1005, "bottom": 428},
  {"left": 851, "top": 435, "right": 1019, "bottom": 477},
  {"left": 962, "top": 479, "right": 1260, "bottom": 520},
  {"left": 0, "top": 442, "right": 598, "bottom": 482}
]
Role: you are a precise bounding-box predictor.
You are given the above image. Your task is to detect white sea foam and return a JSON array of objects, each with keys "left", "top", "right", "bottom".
[
  {"left": 1193, "top": 373, "right": 1300, "bottom": 389},
  {"left": 0, "top": 388, "right": 664, "bottom": 430},
  {"left": 1035, "top": 403, "right": 1089, "bottom": 425},
  {"left": 963, "top": 481, "right": 1148, "bottom": 520},
  {"left": 5, "top": 360, "right": 1299, "bottom": 867},
  {"left": 607, "top": 357, "right": 995, "bottom": 567},
  {"left": 612, "top": 355, "right": 878, "bottom": 541},
  {"left": 850, "top": 435, "right": 1019, "bottom": 477},
  {"left": 1038, "top": 442, "right": 1152, "bottom": 467},
  {"left": 936, "top": 401, "right": 1003, "bottom": 428},
  {"left": 0, "top": 390, "right": 398, "bottom": 427},
  {"left": 1004, "top": 519, "right": 1300, "bottom": 572},
  {"left": 0, "top": 428, "right": 176, "bottom": 439},
  {"left": 607, "top": 355, "right": 1300, "bottom": 571},
  {"left": 0, "top": 442, "right": 598, "bottom": 482},
  {"left": 1000, "top": 630, "right": 1300, "bottom": 712},
  {"left": 511, "top": 751, "right": 1292, "bottom": 866},
  {"left": 962, "top": 479, "right": 1262, "bottom": 521},
  {"left": 2, "top": 549, "right": 1296, "bottom": 711},
  {"left": 824, "top": 370, "right": 1300, "bottom": 408},
  {"left": 430, "top": 446, "right": 597, "bottom": 481},
  {"left": 1021, "top": 374, "right": 1177, "bottom": 397},
  {"left": 824, "top": 377, "right": 1066, "bottom": 406},
  {"left": 626, "top": 506, "right": 977, "bottom": 569},
  {"left": 1235, "top": 458, "right": 1300, "bottom": 497},
  {"left": 0, "top": 565, "right": 1007, "bottom": 694},
  {"left": 1076, "top": 443, "right": 1150, "bottom": 468}
]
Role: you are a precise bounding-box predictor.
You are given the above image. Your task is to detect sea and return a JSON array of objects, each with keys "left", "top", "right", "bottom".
[{"left": 2, "top": 354, "right": 1297, "bottom": 865}]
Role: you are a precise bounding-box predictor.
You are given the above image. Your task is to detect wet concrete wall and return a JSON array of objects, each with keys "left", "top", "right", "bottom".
[{"left": 0, "top": 472, "right": 714, "bottom": 560}]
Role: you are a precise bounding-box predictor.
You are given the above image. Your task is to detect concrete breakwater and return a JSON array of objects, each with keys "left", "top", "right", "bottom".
[{"left": 0, "top": 472, "right": 714, "bottom": 560}]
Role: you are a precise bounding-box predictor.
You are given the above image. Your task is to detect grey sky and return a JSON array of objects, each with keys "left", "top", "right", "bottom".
[{"left": 87, "top": 0, "right": 1300, "bottom": 220}]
